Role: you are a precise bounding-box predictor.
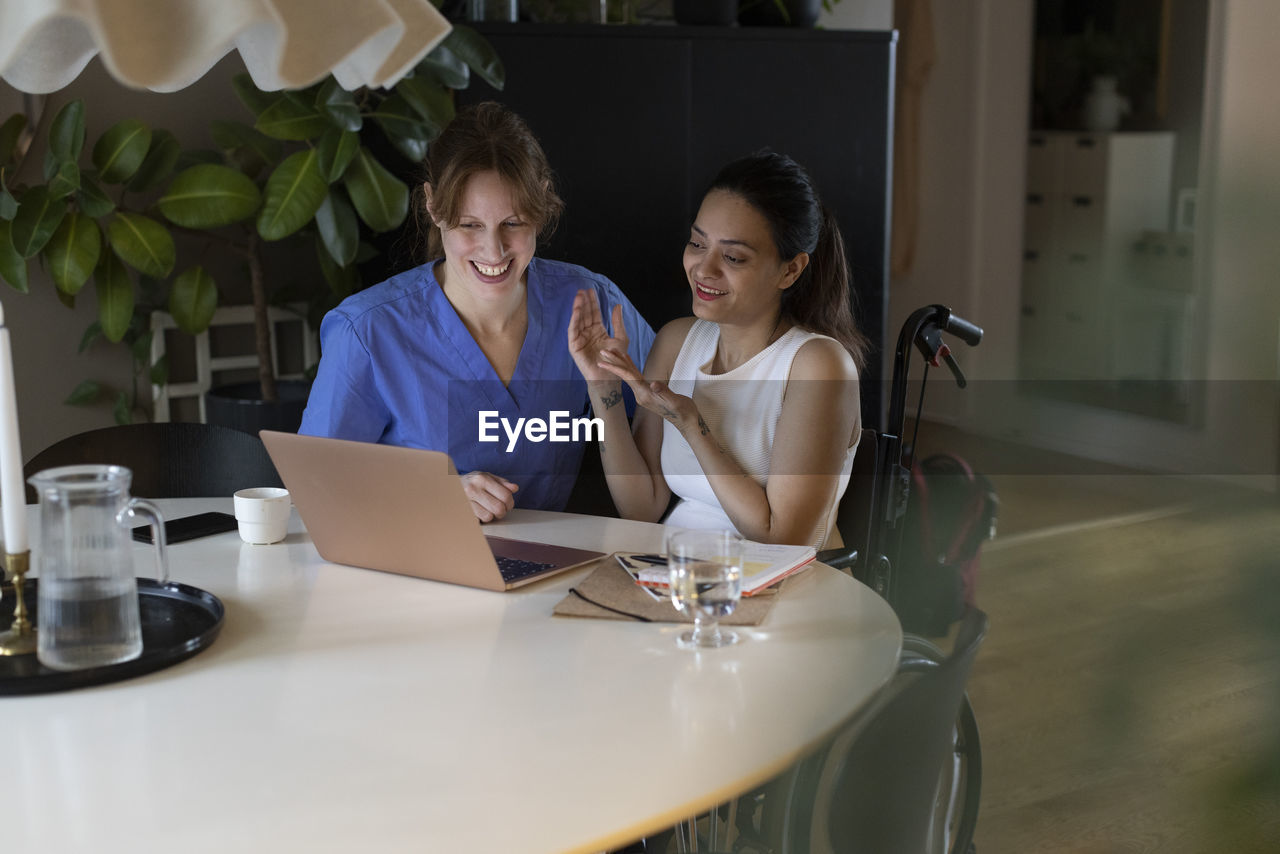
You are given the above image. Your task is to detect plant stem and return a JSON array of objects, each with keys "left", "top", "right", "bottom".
[{"left": 246, "top": 231, "right": 277, "bottom": 402}]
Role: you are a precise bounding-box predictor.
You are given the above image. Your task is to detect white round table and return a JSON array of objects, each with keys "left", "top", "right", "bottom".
[{"left": 10, "top": 500, "right": 902, "bottom": 853}]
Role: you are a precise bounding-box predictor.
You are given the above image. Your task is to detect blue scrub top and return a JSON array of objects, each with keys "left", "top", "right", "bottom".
[{"left": 300, "top": 257, "right": 655, "bottom": 511}]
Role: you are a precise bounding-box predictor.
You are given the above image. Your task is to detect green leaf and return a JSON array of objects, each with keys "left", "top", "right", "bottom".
[
  {"left": 94, "top": 252, "right": 135, "bottom": 342},
  {"left": 10, "top": 185, "right": 66, "bottom": 257},
  {"left": 158, "top": 164, "right": 262, "bottom": 229},
  {"left": 168, "top": 266, "right": 218, "bottom": 334},
  {"left": 93, "top": 119, "right": 152, "bottom": 184},
  {"left": 65, "top": 379, "right": 102, "bottom": 405},
  {"left": 395, "top": 76, "right": 453, "bottom": 135},
  {"left": 316, "top": 128, "right": 359, "bottom": 183},
  {"left": 385, "top": 132, "right": 427, "bottom": 165},
  {"left": 355, "top": 241, "right": 379, "bottom": 264},
  {"left": 316, "top": 238, "right": 359, "bottom": 298},
  {"left": 316, "top": 79, "right": 362, "bottom": 132},
  {"left": 210, "top": 120, "right": 282, "bottom": 173},
  {"left": 42, "top": 146, "right": 59, "bottom": 181},
  {"left": 47, "top": 160, "right": 81, "bottom": 200},
  {"left": 0, "top": 185, "right": 18, "bottom": 221},
  {"left": 415, "top": 45, "right": 470, "bottom": 90},
  {"left": 76, "top": 173, "right": 115, "bottom": 218},
  {"left": 108, "top": 212, "right": 175, "bottom": 278},
  {"left": 343, "top": 148, "right": 409, "bottom": 234},
  {"left": 127, "top": 129, "right": 181, "bottom": 192},
  {"left": 315, "top": 188, "right": 359, "bottom": 267},
  {"left": 0, "top": 114, "right": 28, "bottom": 165},
  {"left": 48, "top": 100, "right": 86, "bottom": 162},
  {"left": 130, "top": 329, "right": 154, "bottom": 363},
  {"left": 257, "top": 149, "right": 327, "bottom": 241},
  {"left": 78, "top": 321, "right": 103, "bottom": 353},
  {"left": 43, "top": 212, "right": 101, "bottom": 295},
  {"left": 371, "top": 96, "right": 430, "bottom": 162},
  {"left": 150, "top": 354, "right": 169, "bottom": 387},
  {"left": 232, "top": 73, "right": 276, "bottom": 117},
  {"left": 0, "top": 219, "right": 28, "bottom": 292},
  {"left": 255, "top": 96, "right": 330, "bottom": 141},
  {"left": 112, "top": 391, "right": 131, "bottom": 425},
  {"left": 444, "top": 25, "right": 505, "bottom": 91}
]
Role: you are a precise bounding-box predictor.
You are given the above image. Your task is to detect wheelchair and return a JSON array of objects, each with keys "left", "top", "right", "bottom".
[{"left": 818, "top": 304, "right": 986, "bottom": 854}]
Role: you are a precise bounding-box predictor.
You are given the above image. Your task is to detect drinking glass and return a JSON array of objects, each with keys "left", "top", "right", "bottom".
[{"left": 666, "top": 529, "right": 744, "bottom": 649}]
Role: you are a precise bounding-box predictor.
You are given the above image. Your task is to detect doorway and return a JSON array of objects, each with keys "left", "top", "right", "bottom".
[{"left": 1017, "top": 0, "right": 1211, "bottom": 424}]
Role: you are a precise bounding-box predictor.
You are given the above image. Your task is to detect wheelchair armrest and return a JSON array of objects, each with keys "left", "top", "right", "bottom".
[{"left": 816, "top": 547, "right": 858, "bottom": 574}]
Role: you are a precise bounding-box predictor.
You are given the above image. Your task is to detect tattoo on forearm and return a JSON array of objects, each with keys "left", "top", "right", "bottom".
[
  {"left": 601, "top": 388, "right": 623, "bottom": 410},
  {"left": 698, "top": 416, "right": 711, "bottom": 436}
]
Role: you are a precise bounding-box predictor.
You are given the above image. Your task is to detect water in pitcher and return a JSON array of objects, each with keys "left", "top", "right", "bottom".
[{"left": 37, "top": 576, "right": 142, "bottom": 670}]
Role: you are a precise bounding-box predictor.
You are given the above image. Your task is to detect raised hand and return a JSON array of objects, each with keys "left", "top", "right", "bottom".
[
  {"left": 568, "top": 289, "right": 629, "bottom": 384},
  {"left": 461, "top": 471, "right": 519, "bottom": 522},
  {"left": 597, "top": 348, "right": 700, "bottom": 432}
]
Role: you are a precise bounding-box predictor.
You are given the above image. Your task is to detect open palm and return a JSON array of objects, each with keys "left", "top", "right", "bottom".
[{"left": 568, "top": 289, "right": 629, "bottom": 384}]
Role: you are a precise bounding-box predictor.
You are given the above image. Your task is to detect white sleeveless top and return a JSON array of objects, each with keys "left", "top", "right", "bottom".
[{"left": 660, "top": 320, "right": 858, "bottom": 549}]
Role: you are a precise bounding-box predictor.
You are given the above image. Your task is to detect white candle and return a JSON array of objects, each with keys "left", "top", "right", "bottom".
[{"left": 0, "top": 300, "right": 28, "bottom": 554}]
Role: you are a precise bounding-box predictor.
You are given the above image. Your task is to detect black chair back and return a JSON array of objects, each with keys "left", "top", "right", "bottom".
[
  {"left": 817, "top": 427, "right": 883, "bottom": 578},
  {"left": 810, "top": 608, "right": 989, "bottom": 852},
  {"left": 23, "top": 422, "right": 283, "bottom": 502}
]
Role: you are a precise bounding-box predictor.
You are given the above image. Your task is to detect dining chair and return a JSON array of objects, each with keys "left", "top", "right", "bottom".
[{"left": 23, "top": 422, "right": 283, "bottom": 503}]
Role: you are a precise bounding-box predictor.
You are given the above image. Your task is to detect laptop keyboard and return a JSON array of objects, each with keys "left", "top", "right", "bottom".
[{"left": 495, "top": 555, "right": 557, "bottom": 584}]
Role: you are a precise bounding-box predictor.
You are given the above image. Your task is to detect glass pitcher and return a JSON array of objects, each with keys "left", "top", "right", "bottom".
[{"left": 27, "top": 465, "right": 168, "bottom": 671}]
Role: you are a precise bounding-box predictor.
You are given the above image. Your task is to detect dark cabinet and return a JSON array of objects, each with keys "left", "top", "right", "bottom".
[{"left": 462, "top": 24, "right": 895, "bottom": 425}]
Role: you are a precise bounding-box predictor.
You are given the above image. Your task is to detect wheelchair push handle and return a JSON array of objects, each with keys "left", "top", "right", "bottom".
[
  {"left": 892, "top": 304, "right": 984, "bottom": 403},
  {"left": 943, "top": 311, "right": 983, "bottom": 346},
  {"left": 894, "top": 305, "right": 983, "bottom": 359}
]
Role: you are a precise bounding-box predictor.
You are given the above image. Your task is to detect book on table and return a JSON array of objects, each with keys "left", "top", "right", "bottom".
[{"left": 615, "top": 542, "right": 816, "bottom": 598}]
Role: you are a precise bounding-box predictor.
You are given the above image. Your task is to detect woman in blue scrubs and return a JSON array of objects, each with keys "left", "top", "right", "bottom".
[{"left": 301, "top": 102, "right": 654, "bottom": 521}]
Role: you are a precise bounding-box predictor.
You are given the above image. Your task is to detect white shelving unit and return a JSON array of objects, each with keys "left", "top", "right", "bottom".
[{"left": 1018, "top": 131, "right": 1177, "bottom": 381}]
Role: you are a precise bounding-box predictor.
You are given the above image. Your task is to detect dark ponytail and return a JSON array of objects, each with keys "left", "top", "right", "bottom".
[{"left": 706, "top": 151, "right": 868, "bottom": 371}]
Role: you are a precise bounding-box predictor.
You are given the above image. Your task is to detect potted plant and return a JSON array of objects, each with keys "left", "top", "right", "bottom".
[
  {"left": 0, "top": 26, "right": 503, "bottom": 429},
  {"left": 737, "top": 0, "right": 825, "bottom": 28}
]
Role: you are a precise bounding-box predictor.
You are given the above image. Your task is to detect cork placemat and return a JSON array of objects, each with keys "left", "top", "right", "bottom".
[{"left": 553, "top": 556, "right": 784, "bottom": 625}]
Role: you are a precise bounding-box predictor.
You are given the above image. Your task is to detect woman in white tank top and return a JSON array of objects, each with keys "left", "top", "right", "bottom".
[{"left": 568, "top": 152, "right": 867, "bottom": 549}]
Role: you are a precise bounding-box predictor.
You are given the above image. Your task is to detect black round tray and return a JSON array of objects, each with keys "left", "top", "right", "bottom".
[{"left": 0, "top": 578, "right": 225, "bottom": 695}]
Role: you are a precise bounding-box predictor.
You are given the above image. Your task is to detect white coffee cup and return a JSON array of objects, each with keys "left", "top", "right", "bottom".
[{"left": 233, "top": 487, "right": 291, "bottom": 544}]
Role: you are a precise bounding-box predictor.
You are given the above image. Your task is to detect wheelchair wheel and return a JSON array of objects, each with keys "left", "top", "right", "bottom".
[{"left": 901, "top": 634, "right": 982, "bottom": 854}]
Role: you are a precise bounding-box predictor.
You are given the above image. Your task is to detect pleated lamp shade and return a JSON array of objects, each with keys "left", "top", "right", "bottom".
[{"left": 0, "top": 0, "right": 452, "bottom": 94}]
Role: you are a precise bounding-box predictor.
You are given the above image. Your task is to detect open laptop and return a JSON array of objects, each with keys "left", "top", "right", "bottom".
[{"left": 259, "top": 430, "right": 605, "bottom": 591}]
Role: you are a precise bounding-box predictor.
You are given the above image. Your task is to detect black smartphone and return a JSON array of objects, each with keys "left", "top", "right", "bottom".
[{"left": 132, "top": 511, "right": 239, "bottom": 544}]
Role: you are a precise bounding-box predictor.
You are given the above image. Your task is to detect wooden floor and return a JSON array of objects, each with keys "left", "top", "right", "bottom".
[{"left": 913, "top": 424, "right": 1280, "bottom": 853}]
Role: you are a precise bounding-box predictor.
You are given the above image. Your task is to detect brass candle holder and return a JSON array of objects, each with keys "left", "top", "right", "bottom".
[{"left": 0, "top": 550, "right": 35, "bottom": 656}]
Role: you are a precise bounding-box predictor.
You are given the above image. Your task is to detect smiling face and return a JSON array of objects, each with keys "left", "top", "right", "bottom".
[
  {"left": 683, "top": 189, "right": 807, "bottom": 329},
  {"left": 429, "top": 169, "right": 537, "bottom": 302}
]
